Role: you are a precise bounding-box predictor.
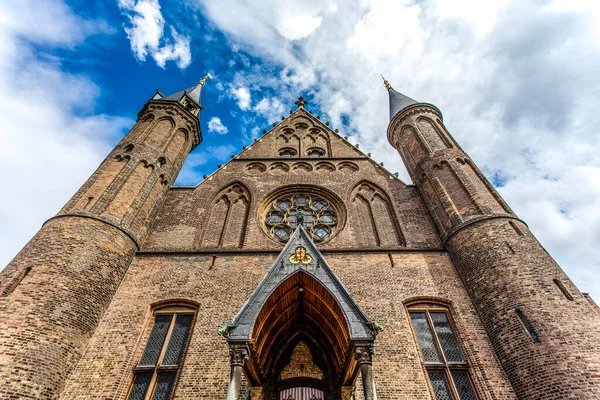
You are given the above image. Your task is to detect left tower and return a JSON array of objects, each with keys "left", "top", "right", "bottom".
[{"left": 0, "top": 79, "right": 205, "bottom": 399}]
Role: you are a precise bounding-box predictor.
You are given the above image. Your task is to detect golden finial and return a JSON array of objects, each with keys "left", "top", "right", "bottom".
[
  {"left": 381, "top": 74, "right": 392, "bottom": 91},
  {"left": 199, "top": 73, "right": 213, "bottom": 87}
]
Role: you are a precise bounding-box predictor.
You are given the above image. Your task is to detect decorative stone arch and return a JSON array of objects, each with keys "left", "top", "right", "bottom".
[
  {"left": 142, "top": 116, "right": 176, "bottom": 149},
  {"left": 222, "top": 227, "right": 380, "bottom": 400},
  {"left": 200, "top": 181, "right": 252, "bottom": 248},
  {"left": 349, "top": 181, "right": 406, "bottom": 247}
]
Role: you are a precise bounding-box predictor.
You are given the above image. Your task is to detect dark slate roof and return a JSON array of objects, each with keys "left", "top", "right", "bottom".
[
  {"left": 389, "top": 87, "right": 418, "bottom": 121},
  {"left": 228, "top": 225, "right": 375, "bottom": 342},
  {"left": 155, "top": 82, "right": 204, "bottom": 109}
]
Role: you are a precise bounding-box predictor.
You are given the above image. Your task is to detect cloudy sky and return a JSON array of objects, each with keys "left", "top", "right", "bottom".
[{"left": 1, "top": 0, "right": 599, "bottom": 299}]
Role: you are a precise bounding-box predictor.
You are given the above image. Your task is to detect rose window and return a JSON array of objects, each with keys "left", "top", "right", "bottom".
[{"left": 263, "top": 193, "right": 339, "bottom": 243}]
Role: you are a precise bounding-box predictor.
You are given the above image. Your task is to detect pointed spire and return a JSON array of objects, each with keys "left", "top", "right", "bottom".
[
  {"left": 383, "top": 77, "right": 418, "bottom": 121},
  {"left": 160, "top": 73, "right": 212, "bottom": 114}
]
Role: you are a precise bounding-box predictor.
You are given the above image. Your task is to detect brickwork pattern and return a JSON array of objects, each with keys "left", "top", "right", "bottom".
[
  {"left": 59, "top": 252, "right": 516, "bottom": 400},
  {"left": 447, "top": 219, "right": 600, "bottom": 399},
  {"left": 0, "top": 217, "right": 136, "bottom": 399},
  {"left": 388, "top": 102, "right": 600, "bottom": 399},
  {"left": 0, "top": 99, "right": 200, "bottom": 399}
]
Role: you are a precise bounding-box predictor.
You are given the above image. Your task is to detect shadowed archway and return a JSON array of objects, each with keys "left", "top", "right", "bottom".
[{"left": 222, "top": 226, "right": 379, "bottom": 400}]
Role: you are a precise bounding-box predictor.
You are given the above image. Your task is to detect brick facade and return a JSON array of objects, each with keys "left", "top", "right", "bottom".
[{"left": 0, "top": 89, "right": 597, "bottom": 400}]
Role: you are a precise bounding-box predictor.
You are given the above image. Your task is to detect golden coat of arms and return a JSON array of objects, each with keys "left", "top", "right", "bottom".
[{"left": 289, "top": 246, "right": 312, "bottom": 264}]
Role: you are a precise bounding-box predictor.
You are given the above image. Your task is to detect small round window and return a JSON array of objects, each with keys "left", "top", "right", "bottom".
[
  {"left": 307, "top": 148, "right": 325, "bottom": 158},
  {"left": 262, "top": 191, "right": 341, "bottom": 244},
  {"left": 279, "top": 148, "right": 297, "bottom": 158}
]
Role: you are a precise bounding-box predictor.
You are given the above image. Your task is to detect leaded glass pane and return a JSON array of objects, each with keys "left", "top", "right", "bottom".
[
  {"left": 276, "top": 200, "right": 291, "bottom": 211},
  {"left": 429, "top": 371, "right": 452, "bottom": 400},
  {"left": 410, "top": 312, "right": 442, "bottom": 363},
  {"left": 140, "top": 315, "right": 172, "bottom": 366},
  {"left": 452, "top": 371, "right": 477, "bottom": 400},
  {"left": 151, "top": 373, "right": 176, "bottom": 400},
  {"left": 274, "top": 226, "right": 292, "bottom": 241},
  {"left": 127, "top": 374, "right": 152, "bottom": 400},
  {"left": 266, "top": 212, "right": 284, "bottom": 225},
  {"left": 313, "top": 226, "right": 330, "bottom": 241},
  {"left": 312, "top": 199, "right": 327, "bottom": 211},
  {"left": 430, "top": 312, "right": 464, "bottom": 363},
  {"left": 293, "top": 195, "right": 309, "bottom": 206},
  {"left": 162, "top": 314, "right": 193, "bottom": 366},
  {"left": 319, "top": 211, "right": 336, "bottom": 224}
]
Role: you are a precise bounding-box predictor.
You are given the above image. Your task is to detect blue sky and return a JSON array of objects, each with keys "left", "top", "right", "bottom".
[{"left": 1, "top": 0, "right": 600, "bottom": 300}]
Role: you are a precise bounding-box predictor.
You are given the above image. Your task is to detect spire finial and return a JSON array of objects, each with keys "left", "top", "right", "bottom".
[
  {"left": 295, "top": 96, "right": 307, "bottom": 109},
  {"left": 381, "top": 75, "right": 392, "bottom": 91},
  {"left": 199, "top": 73, "right": 213, "bottom": 87}
]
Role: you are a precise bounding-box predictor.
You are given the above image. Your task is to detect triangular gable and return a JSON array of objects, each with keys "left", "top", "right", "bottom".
[{"left": 228, "top": 225, "right": 374, "bottom": 342}]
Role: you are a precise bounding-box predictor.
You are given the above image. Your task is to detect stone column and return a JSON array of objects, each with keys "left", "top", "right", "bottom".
[
  {"left": 249, "top": 386, "right": 263, "bottom": 400},
  {"left": 355, "top": 345, "right": 375, "bottom": 400},
  {"left": 226, "top": 344, "right": 249, "bottom": 400}
]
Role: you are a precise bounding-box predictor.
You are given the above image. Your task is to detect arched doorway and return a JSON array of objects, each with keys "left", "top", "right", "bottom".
[{"left": 221, "top": 227, "right": 380, "bottom": 400}]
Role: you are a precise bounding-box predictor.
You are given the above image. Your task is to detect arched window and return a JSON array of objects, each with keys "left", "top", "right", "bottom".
[
  {"left": 127, "top": 305, "right": 196, "bottom": 400},
  {"left": 307, "top": 148, "right": 325, "bottom": 158},
  {"left": 279, "top": 148, "right": 297, "bottom": 158},
  {"left": 407, "top": 303, "right": 478, "bottom": 400}
]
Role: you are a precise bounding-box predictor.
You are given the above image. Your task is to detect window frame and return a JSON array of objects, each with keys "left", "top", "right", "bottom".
[
  {"left": 407, "top": 303, "right": 479, "bottom": 400},
  {"left": 126, "top": 305, "right": 196, "bottom": 400},
  {"left": 306, "top": 147, "right": 326, "bottom": 158},
  {"left": 279, "top": 148, "right": 297, "bottom": 158}
]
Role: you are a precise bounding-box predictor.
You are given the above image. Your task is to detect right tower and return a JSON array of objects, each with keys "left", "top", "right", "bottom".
[{"left": 385, "top": 79, "right": 600, "bottom": 399}]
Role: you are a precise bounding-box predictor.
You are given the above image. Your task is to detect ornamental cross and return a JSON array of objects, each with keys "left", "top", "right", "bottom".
[{"left": 295, "top": 96, "right": 307, "bottom": 109}]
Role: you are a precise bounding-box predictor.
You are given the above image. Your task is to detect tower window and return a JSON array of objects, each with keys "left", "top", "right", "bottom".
[
  {"left": 307, "top": 148, "right": 325, "bottom": 158},
  {"left": 408, "top": 304, "right": 478, "bottom": 400},
  {"left": 279, "top": 148, "right": 297, "bottom": 158},
  {"left": 516, "top": 309, "right": 540, "bottom": 342},
  {"left": 509, "top": 221, "right": 523, "bottom": 236},
  {"left": 127, "top": 309, "right": 195, "bottom": 400},
  {"left": 156, "top": 157, "right": 166, "bottom": 168},
  {"left": 553, "top": 279, "right": 574, "bottom": 301}
]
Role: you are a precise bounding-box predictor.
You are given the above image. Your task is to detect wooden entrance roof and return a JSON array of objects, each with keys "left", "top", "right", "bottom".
[{"left": 226, "top": 226, "right": 375, "bottom": 386}]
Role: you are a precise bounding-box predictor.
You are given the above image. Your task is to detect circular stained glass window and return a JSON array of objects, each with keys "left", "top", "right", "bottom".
[{"left": 263, "top": 193, "right": 340, "bottom": 244}]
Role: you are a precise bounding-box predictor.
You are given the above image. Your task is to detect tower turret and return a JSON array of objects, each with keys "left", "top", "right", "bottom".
[
  {"left": 385, "top": 79, "right": 600, "bottom": 399},
  {"left": 0, "top": 79, "right": 207, "bottom": 398}
]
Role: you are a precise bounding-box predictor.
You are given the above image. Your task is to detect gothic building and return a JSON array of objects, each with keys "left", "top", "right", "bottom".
[{"left": 0, "top": 76, "right": 599, "bottom": 400}]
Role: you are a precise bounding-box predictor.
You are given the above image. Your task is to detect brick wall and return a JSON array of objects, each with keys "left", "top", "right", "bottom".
[{"left": 59, "top": 252, "right": 516, "bottom": 400}]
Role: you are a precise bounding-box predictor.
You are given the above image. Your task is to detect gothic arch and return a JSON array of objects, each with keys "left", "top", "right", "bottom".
[
  {"left": 350, "top": 181, "right": 406, "bottom": 247},
  {"left": 291, "top": 162, "right": 313, "bottom": 173},
  {"left": 163, "top": 128, "right": 189, "bottom": 163},
  {"left": 201, "top": 182, "right": 251, "bottom": 248},
  {"left": 416, "top": 116, "right": 452, "bottom": 151},
  {"left": 129, "top": 114, "right": 155, "bottom": 142},
  {"left": 143, "top": 116, "right": 175, "bottom": 149}
]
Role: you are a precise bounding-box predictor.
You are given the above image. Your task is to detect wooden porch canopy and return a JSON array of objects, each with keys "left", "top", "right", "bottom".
[{"left": 225, "top": 226, "right": 376, "bottom": 387}]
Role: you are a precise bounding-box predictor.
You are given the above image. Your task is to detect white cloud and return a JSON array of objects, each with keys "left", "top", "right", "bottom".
[
  {"left": 208, "top": 117, "right": 229, "bottom": 135},
  {"left": 176, "top": 145, "right": 236, "bottom": 184},
  {"left": 230, "top": 87, "right": 251, "bottom": 110},
  {"left": 192, "top": 0, "right": 600, "bottom": 300},
  {"left": 0, "top": 1, "right": 132, "bottom": 269},
  {"left": 253, "top": 97, "right": 286, "bottom": 123},
  {"left": 118, "top": 0, "right": 191, "bottom": 69}
]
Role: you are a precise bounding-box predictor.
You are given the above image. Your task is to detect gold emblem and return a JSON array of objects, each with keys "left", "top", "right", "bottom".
[{"left": 289, "top": 246, "right": 312, "bottom": 264}]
